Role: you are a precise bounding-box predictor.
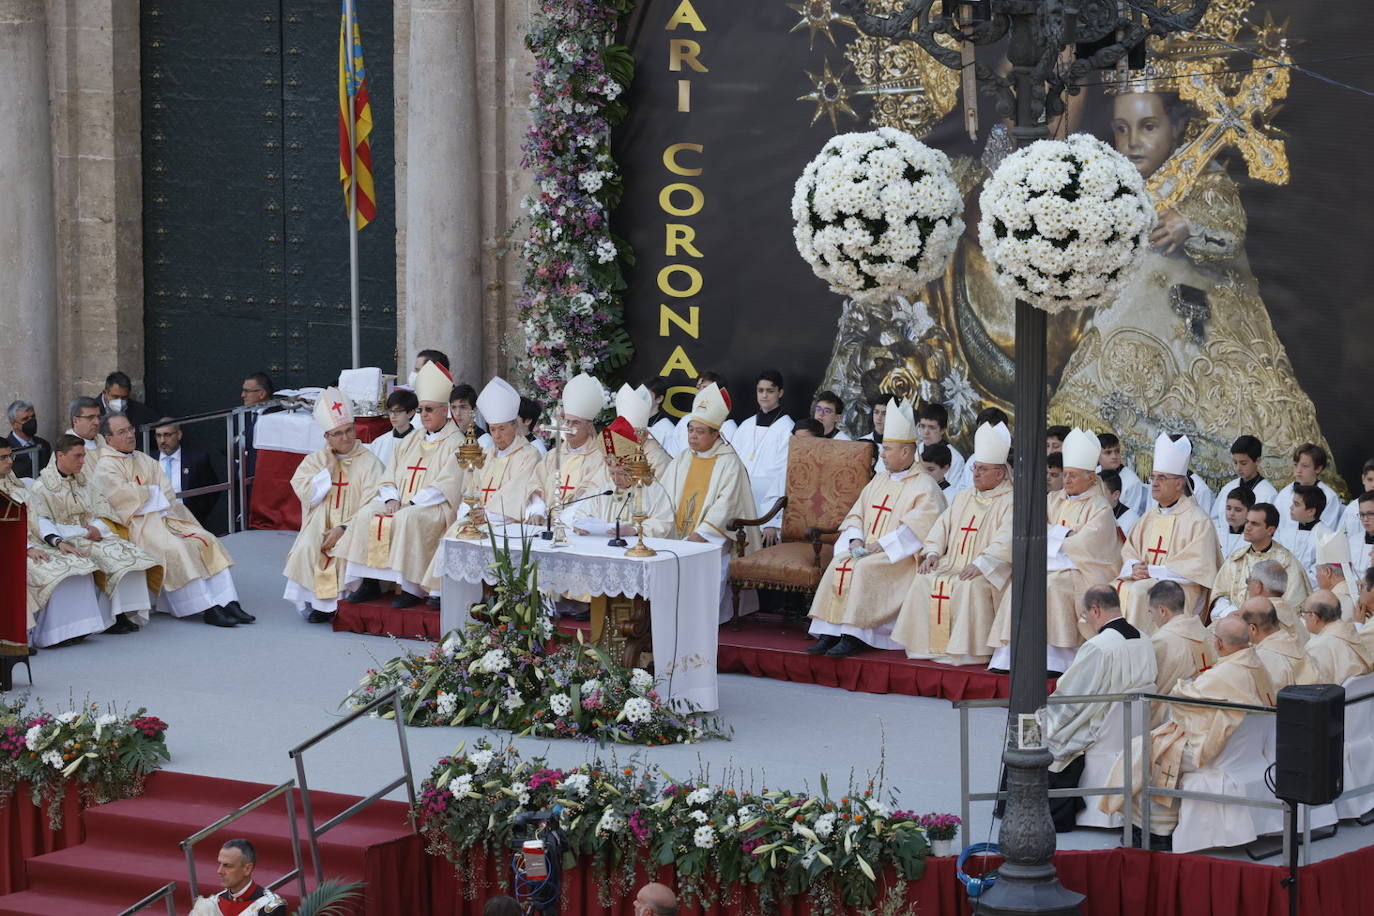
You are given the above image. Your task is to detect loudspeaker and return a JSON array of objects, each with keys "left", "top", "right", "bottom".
[{"left": 1275, "top": 684, "right": 1345, "bottom": 805}]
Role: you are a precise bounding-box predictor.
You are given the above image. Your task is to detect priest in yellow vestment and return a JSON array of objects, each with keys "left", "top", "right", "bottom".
[
  {"left": 990, "top": 428, "right": 1120, "bottom": 673},
  {"left": 806, "top": 399, "right": 944, "bottom": 657},
  {"left": 890, "top": 421, "right": 1014, "bottom": 666},
  {"left": 658, "top": 383, "right": 761, "bottom": 623},
  {"left": 282, "top": 389, "right": 385, "bottom": 622},
  {"left": 1303, "top": 590, "right": 1373, "bottom": 683},
  {"left": 1242, "top": 597, "right": 1314, "bottom": 690},
  {"left": 1208, "top": 502, "right": 1310, "bottom": 621},
  {"left": 339, "top": 360, "right": 466, "bottom": 607},
  {"left": 1147, "top": 580, "right": 1217, "bottom": 697},
  {"left": 1115, "top": 434, "right": 1221, "bottom": 634},
  {"left": 96, "top": 415, "right": 245, "bottom": 627}
]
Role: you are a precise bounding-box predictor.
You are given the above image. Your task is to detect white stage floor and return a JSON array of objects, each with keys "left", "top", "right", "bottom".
[{"left": 19, "top": 530, "right": 1372, "bottom": 864}]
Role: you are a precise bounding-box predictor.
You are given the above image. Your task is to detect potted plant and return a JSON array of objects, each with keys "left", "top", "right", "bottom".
[{"left": 920, "top": 813, "right": 961, "bottom": 857}]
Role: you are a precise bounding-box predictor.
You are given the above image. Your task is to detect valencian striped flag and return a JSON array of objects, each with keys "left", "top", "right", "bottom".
[{"left": 338, "top": 0, "right": 376, "bottom": 229}]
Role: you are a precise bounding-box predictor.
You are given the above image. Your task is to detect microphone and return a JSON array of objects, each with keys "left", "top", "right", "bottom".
[
  {"left": 539, "top": 489, "right": 614, "bottom": 540},
  {"left": 607, "top": 491, "right": 634, "bottom": 548}
]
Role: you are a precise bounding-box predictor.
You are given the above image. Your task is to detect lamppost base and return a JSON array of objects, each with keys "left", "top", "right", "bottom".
[{"left": 974, "top": 878, "right": 1084, "bottom": 916}]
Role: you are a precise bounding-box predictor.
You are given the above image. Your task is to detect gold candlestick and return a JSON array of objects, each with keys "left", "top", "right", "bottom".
[
  {"left": 454, "top": 424, "right": 487, "bottom": 540},
  {"left": 622, "top": 436, "right": 657, "bottom": 558}
]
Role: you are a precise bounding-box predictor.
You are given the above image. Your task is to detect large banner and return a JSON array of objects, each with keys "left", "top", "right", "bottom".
[{"left": 613, "top": 0, "right": 1372, "bottom": 492}]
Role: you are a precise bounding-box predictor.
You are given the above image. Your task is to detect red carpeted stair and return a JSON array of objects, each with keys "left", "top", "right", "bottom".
[
  {"left": 333, "top": 595, "right": 442, "bottom": 641},
  {"left": 0, "top": 770, "right": 415, "bottom": 915}
]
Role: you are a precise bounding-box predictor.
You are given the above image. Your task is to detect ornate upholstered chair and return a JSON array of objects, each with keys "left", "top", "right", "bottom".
[{"left": 726, "top": 436, "right": 876, "bottom": 628}]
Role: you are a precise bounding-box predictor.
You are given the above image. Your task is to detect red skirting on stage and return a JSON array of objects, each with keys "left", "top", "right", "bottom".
[
  {"left": 333, "top": 597, "right": 442, "bottom": 640},
  {"left": 0, "top": 786, "right": 85, "bottom": 895},
  {"left": 249, "top": 415, "right": 391, "bottom": 531}
]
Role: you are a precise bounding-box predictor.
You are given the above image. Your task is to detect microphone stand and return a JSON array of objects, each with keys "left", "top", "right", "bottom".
[{"left": 607, "top": 491, "right": 632, "bottom": 548}]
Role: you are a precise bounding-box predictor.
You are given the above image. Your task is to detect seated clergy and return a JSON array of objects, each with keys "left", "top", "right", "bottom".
[
  {"left": 1315, "top": 530, "right": 1359, "bottom": 619},
  {"left": 806, "top": 399, "right": 945, "bottom": 659},
  {"left": 366, "top": 387, "right": 418, "bottom": 470},
  {"left": 733, "top": 370, "right": 795, "bottom": 547},
  {"left": 1, "top": 442, "right": 108, "bottom": 648},
  {"left": 990, "top": 428, "right": 1120, "bottom": 674},
  {"left": 1303, "top": 589, "right": 1374, "bottom": 683},
  {"left": 1209, "top": 502, "right": 1310, "bottom": 621},
  {"left": 1043, "top": 585, "right": 1157, "bottom": 832},
  {"left": 660, "top": 382, "right": 760, "bottom": 621},
  {"left": 1243, "top": 597, "right": 1314, "bottom": 690},
  {"left": 95, "top": 415, "right": 248, "bottom": 627},
  {"left": 1101, "top": 469, "right": 1140, "bottom": 541},
  {"left": 1214, "top": 486, "right": 1255, "bottom": 561},
  {"left": 525, "top": 373, "right": 612, "bottom": 526},
  {"left": 1148, "top": 580, "right": 1216, "bottom": 696},
  {"left": 1226, "top": 558, "right": 1308, "bottom": 646},
  {"left": 1281, "top": 483, "right": 1333, "bottom": 588},
  {"left": 1104, "top": 616, "right": 1275, "bottom": 842},
  {"left": 30, "top": 434, "right": 159, "bottom": 635},
  {"left": 666, "top": 371, "right": 738, "bottom": 457},
  {"left": 890, "top": 421, "right": 1013, "bottom": 666},
  {"left": 338, "top": 360, "right": 466, "bottom": 608},
  {"left": 1115, "top": 434, "right": 1221, "bottom": 634},
  {"left": 612, "top": 384, "right": 670, "bottom": 479},
  {"left": 282, "top": 390, "right": 384, "bottom": 623},
  {"left": 587, "top": 419, "right": 674, "bottom": 538},
  {"left": 1210, "top": 436, "right": 1280, "bottom": 534},
  {"left": 58, "top": 397, "right": 106, "bottom": 483}
]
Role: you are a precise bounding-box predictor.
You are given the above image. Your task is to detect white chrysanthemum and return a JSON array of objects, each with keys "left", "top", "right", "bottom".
[
  {"left": 622, "top": 697, "right": 653, "bottom": 724},
  {"left": 559, "top": 773, "right": 592, "bottom": 798},
  {"left": 596, "top": 810, "right": 625, "bottom": 834},
  {"left": 452, "top": 773, "right": 474, "bottom": 796},
  {"left": 24, "top": 725, "right": 44, "bottom": 751},
  {"left": 686, "top": 786, "right": 715, "bottom": 806},
  {"left": 689, "top": 810, "right": 709, "bottom": 823},
  {"left": 792, "top": 128, "right": 963, "bottom": 304},
  {"left": 436, "top": 692, "right": 458, "bottom": 717},
  {"left": 693, "top": 825, "right": 718, "bottom": 849},
  {"left": 814, "top": 812, "right": 837, "bottom": 838},
  {"left": 977, "top": 132, "right": 1154, "bottom": 313},
  {"left": 630, "top": 668, "right": 654, "bottom": 693},
  {"left": 42, "top": 750, "right": 63, "bottom": 769},
  {"left": 549, "top": 694, "right": 572, "bottom": 716},
  {"left": 57, "top": 711, "right": 79, "bottom": 725},
  {"left": 475, "top": 649, "right": 510, "bottom": 674},
  {"left": 469, "top": 749, "right": 495, "bottom": 773},
  {"left": 503, "top": 692, "right": 523, "bottom": 711},
  {"left": 581, "top": 678, "right": 601, "bottom": 695}
]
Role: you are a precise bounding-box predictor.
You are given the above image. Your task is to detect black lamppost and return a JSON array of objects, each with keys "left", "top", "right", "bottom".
[{"left": 834, "top": 2, "right": 1210, "bottom": 912}]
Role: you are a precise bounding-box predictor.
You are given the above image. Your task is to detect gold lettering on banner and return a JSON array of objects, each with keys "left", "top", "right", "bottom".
[
  {"left": 665, "top": 224, "right": 702, "bottom": 257},
  {"left": 663, "top": 143, "right": 704, "bottom": 176},
  {"left": 658, "top": 182, "right": 704, "bottom": 217},
  {"left": 659, "top": 304, "right": 700, "bottom": 338},
  {"left": 657, "top": 265, "right": 703, "bottom": 298},
  {"left": 664, "top": 0, "right": 706, "bottom": 31},
  {"left": 678, "top": 79, "right": 691, "bottom": 112},
  {"left": 668, "top": 40, "right": 709, "bottom": 73},
  {"left": 661, "top": 349, "right": 699, "bottom": 377}
]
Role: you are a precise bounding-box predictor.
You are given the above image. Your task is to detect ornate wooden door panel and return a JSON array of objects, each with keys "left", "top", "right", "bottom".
[{"left": 142, "top": 1, "right": 395, "bottom": 418}]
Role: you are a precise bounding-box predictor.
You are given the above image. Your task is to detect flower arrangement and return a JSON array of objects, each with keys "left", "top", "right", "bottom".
[
  {"left": 517, "top": 0, "right": 636, "bottom": 401},
  {"left": 0, "top": 700, "right": 170, "bottom": 827},
  {"left": 416, "top": 742, "right": 936, "bottom": 914},
  {"left": 344, "top": 535, "right": 726, "bottom": 746},
  {"left": 977, "top": 132, "right": 1155, "bottom": 313},
  {"left": 791, "top": 127, "right": 964, "bottom": 305},
  {"left": 919, "top": 812, "right": 960, "bottom": 842}
]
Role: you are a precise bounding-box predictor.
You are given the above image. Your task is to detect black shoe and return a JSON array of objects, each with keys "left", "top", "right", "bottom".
[
  {"left": 1130, "top": 825, "right": 1174, "bottom": 851},
  {"left": 223, "top": 601, "right": 256, "bottom": 623},
  {"left": 307, "top": 610, "right": 335, "bottom": 624},
  {"left": 202, "top": 605, "right": 238, "bottom": 627},
  {"left": 826, "top": 635, "right": 870, "bottom": 658},
  {"left": 988, "top": 667, "right": 1009, "bottom": 675},
  {"left": 103, "top": 619, "right": 136, "bottom": 635},
  {"left": 391, "top": 591, "right": 423, "bottom": 609},
  {"left": 807, "top": 635, "right": 840, "bottom": 655},
  {"left": 346, "top": 579, "right": 383, "bottom": 603},
  {"left": 425, "top": 596, "right": 440, "bottom": 607}
]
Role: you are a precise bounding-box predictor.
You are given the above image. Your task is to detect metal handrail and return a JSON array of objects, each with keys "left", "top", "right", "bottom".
[
  {"left": 118, "top": 881, "right": 177, "bottom": 916},
  {"left": 288, "top": 687, "right": 417, "bottom": 885},
  {"left": 179, "top": 781, "right": 306, "bottom": 902}
]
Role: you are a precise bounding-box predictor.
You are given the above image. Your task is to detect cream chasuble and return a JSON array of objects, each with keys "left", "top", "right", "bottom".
[
  {"left": 659, "top": 439, "right": 761, "bottom": 553},
  {"left": 1210, "top": 540, "right": 1311, "bottom": 621},
  {"left": 95, "top": 447, "right": 230, "bottom": 593},
  {"left": 31, "top": 464, "right": 162, "bottom": 597},
  {"left": 1254, "top": 629, "right": 1315, "bottom": 690},
  {"left": 339, "top": 421, "right": 465, "bottom": 589},
  {"left": 1045, "top": 623, "right": 1157, "bottom": 771},
  {"left": 891, "top": 478, "right": 1013, "bottom": 661},
  {"left": 1306, "top": 620, "right": 1373, "bottom": 684},
  {"left": 282, "top": 444, "right": 384, "bottom": 602},
  {"left": 808, "top": 466, "right": 944, "bottom": 631},
  {"left": 1151, "top": 613, "right": 1217, "bottom": 696},
  {"left": 1104, "top": 647, "right": 1275, "bottom": 832},
  {"left": 528, "top": 440, "right": 610, "bottom": 521},
  {"left": 2, "top": 473, "right": 100, "bottom": 625},
  {"left": 49, "top": 433, "right": 106, "bottom": 486},
  {"left": 1116, "top": 496, "right": 1221, "bottom": 634}
]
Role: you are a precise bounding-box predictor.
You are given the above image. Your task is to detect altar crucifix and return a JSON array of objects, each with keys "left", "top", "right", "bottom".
[{"left": 537, "top": 408, "right": 576, "bottom": 545}]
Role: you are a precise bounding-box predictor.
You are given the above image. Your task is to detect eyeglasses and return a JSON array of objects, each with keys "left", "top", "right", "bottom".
[
  {"left": 419, "top": 405, "right": 446, "bottom": 414},
  {"left": 813, "top": 406, "right": 836, "bottom": 415},
  {"left": 1148, "top": 474, "right": 1183, "bottom": 483},
  {"left": 1360, "top": 511, "right": 1374, "bottom": 520},
  {"left": 74, "top": 413, "right": 100, "bottom": 422},
  {"left": 240, "top": 387, "right": 263, "bottom": 395},
  {"left": 387, "top": 408, "right": 413, "bottom": 416}
]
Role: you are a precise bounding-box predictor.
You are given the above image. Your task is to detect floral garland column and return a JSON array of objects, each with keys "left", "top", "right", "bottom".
[{"left": 517, "top": 0, "right": 634, "bottom": 402}]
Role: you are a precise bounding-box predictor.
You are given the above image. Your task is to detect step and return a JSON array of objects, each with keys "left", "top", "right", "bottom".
[{"left": 333, "top": 597, "right": 441, "bottom": 640}]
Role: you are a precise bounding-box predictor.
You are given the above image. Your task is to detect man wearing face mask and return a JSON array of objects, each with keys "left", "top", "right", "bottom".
[
  {"left": 5, "top": 400, "right": 51, "bottom": 480},
  {"left": 404, "top": 349, "right": 450, "bottom": 389},
  {"left": 95, "top": 371, "right": 160, "bottom": 430}
]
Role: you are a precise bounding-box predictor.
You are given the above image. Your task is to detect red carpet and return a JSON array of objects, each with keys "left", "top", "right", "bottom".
[
  {"left": 0, "top": 771, "right": 417, "bottom": 916},
  {"left": 334, "top": 596, "right": 442, "bottom": 641}
]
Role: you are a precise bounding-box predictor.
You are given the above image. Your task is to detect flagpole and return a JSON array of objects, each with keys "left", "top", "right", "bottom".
[{"left": 345, "top": 0, "right": 362, "bottom": 369}]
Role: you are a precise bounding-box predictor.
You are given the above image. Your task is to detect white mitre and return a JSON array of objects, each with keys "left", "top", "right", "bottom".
[
  {"left": 1152, "top": 433, "right": 1191, "bottom": 477},
  {"left": 972, "top": 421, "right": 1012, "bottom": 465},
  {"left": 687, "top": 382, "right": 730, "bottom": 431},
  {"left": 883, "top": 398, "right": 918, "bottom": 444},
  {"left": 476, "top": 377, "right": 521, "bottom": 425},
  {"left": 414, "top": 360, "right": 453, "bottom": 405},
  {"left": 1317, "top": 530, "right": 1359, "bottom": 597},
  {"left": 561, "top": 373, "right": 605, "bottom": 422},
  {"left": 615, "top": 383, "right": 652, "bottom": 430},
  {"left": 313, "top": 387, "right": 354, "bottom": 433},
  {"left": 1061, "top": 427, "right": 1101, "bottom": 472}
]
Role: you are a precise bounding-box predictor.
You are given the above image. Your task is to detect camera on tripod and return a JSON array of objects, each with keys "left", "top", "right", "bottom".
[{"left": 510, "top": 809, "right": 566, "bottom": 914}]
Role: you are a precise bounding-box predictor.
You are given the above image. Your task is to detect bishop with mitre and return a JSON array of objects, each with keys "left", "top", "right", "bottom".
[
  {"left": 1115, "top": 434, "right": 1222, "bottom": 634},
  {"left": 989, "top": 427, "right": 1120, "bottom": 674},
  {"left": 340, "top": 360, "right": 465, "bottom": 608},
  {"left": 806, "top": 399, "right": 945, "bottom": 659},
  {"left": 95, "top": 415, "right": 247, "bottom": 627},
  {"left": 282, "top": 389, "right": 384, "bottom": 623},
  {"left": 890, "top": 421, "right": 1014, "bottom": 666},
  {"left": 525, "top": 373, "right": 611, "bottom": 526}
]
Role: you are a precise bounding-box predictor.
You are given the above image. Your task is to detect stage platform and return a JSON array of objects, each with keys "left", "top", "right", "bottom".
[{"left": 2, "top": 530, "right": 1372, "bottom": 914}]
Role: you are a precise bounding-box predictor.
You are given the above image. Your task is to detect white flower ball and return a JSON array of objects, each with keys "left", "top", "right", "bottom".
[
  {"left": 630, "top": 669, "right": 655, "bottom": 693},
  {"left": 686, "top": 786, "right": 715, "bottom": 806},
  {"left": 469, "top": 749, "right": 495, "bottom": 773},
  {"left": 549, "top": 694, "right": 572, "bottom": 716},
  {"left": 622, "top": 697, "right": 653, "bottom": 724},
  {"left": 693, "top": 825, "right": 718, "bottom": 849},
  {"left": 559, "top": 773, "right": 591, "bottom": 798}
]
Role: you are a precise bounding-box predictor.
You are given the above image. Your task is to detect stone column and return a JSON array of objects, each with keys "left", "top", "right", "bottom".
[
  {"left": 0, "top": 0, "right": 59, "bottom": 434},
  {"left": 404, "top": 0, "right": 482, "bottom": 379}
]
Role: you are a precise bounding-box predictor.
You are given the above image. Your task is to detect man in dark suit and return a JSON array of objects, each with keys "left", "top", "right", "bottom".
[
  {"left": 5, "top": 399, "right": 52, "bottom": 479},
  {"left": 96, "top": 370, "right": 161, "bottom": 430},
  {"left": 153, "top": 419, "right": 222, "bottom": 529}
]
